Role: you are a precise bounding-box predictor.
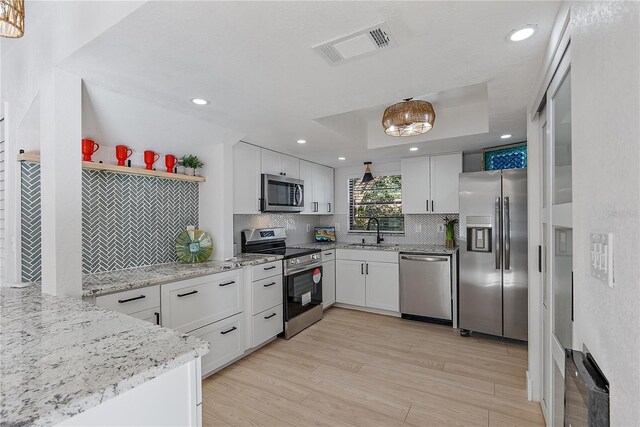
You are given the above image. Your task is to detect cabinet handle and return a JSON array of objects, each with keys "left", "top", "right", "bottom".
[
  {"left": 361, "top": 263, "right": 364, "bottom": 275},
  {"left": 118, "top": 295, "right": 146, "bottom": 303},
  {"left": 263, "top": 281, "right": 277, "bottom": 287},
  {"left": 283, "top": 172, "right": 286, "bottom": 176},
  {"left": 219, "top": 281, "right": 236, "bottom": 287},
  {"left": 220, "top": 326, "right": 237, "bottom": 335},
  {"left": 264, "top": 313, "right": 277, "bottom": 320},
  {"left": 366, "top": 263, "right": 369, "bottom": 275},
  {"left": 154, "top": 312, "right": 160, "bottom": 325},
  {"left": 431, "top": 200, "right": 434, "bottom": 211},
  {"left": 258, "top": 198, "right": 263, "bottom": 212},
  {"left": 328, "top": 203, "right": 331, "bottom": 212},
  {"left": 264, "top": 266, "right": 276, "bottom": 271},
  {"left": 177, "top": 290, "right": 198, "bottom": 297},
  {"left": 426, "top": 200, "right": 429, "bottom": 212},
  {"left": 324, "top": 252, "right": 332, "bottom": 256}
]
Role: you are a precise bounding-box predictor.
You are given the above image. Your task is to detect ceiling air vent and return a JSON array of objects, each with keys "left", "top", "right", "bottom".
[{"left": 313, "top": 22, "right": 395, "bottom": 65}]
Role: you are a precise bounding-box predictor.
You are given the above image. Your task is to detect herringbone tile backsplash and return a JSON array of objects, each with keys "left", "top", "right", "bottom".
[{"left": 20, "top": 162, "right": 199, "bottom": 280}]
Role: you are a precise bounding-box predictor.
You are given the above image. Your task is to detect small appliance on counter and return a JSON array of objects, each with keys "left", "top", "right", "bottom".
[
  {"left": 314, "top": 226, "right": 336, "bottom": 242},
  {"left": 241, "top": 227, "right": 322, "bottom": 339}
]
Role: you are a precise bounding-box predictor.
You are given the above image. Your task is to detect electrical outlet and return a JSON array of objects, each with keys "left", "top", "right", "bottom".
[
  {"left": 306, "top": 224, "right": 310, "bottom": 233},
  {"left": 590, "top": 233, "right": 614, "bottom": 288},
  {"left": 437, "top": 224, "right": 445, "bottom": 234},
  {"left": 414, "top": 223, "right": 422, "bottom": 233},
  {"left": 335, "top": 223, "right": 341, "bottom": 232}
]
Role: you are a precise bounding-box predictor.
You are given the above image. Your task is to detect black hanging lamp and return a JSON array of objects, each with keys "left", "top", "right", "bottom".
[{"left": 362, "top": 162, "right": 374, "bottom": 183}]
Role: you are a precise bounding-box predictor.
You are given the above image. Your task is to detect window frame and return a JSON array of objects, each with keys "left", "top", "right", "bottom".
[{"left": 346, "top": 172, "right": 405, "bottom": 235}]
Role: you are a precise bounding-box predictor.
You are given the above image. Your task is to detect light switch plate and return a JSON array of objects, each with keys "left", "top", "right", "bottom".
[
  {"left": 415, "top": 223, "right": 422, "bottom": 233},
  {"left": 590, "top": 233, "right": 614, "bottom": 288}
]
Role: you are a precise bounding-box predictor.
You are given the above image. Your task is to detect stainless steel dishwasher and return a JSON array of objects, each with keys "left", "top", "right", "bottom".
[{"left": 399, "top": 253, "right": 452, "bottom": 324}]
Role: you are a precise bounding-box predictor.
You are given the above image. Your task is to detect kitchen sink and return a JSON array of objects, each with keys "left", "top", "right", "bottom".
[{"left": 346, "top": 243, "right": 399, "bottom": 248}]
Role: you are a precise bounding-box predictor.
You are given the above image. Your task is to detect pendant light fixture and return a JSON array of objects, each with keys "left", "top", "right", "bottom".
[
  {"left": 0, "top": 0, "right": 25, "bottom": 38},
  {"left": 361, "top": 162, "right": 374, "bottom": 183},
  {"left": 382, "top": 98, "right": 436, "bottom": 137}
]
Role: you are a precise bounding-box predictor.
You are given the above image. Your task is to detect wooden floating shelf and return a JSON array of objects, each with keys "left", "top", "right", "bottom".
[{"left": 17, "top": 153, "right": 206, "bottom": 183}]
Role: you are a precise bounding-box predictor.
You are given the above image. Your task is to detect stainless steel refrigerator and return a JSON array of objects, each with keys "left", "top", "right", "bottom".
[{"left": 458, "top": 169, "right": 528, "bottom": 341}]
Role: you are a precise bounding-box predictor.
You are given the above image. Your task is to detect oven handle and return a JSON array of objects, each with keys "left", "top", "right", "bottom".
[{"left": 284, "top": 262, "right": 322, "bottom": 276}]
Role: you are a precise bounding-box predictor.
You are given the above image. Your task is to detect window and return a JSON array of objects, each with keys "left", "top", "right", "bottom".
[{"left": 348, "top": 174, "right": 404, "bottom": 233}]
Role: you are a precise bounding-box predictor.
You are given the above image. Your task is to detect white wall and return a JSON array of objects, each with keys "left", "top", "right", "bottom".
[{"left": 569, "top": 2, "right": 640, "bottom": 424}]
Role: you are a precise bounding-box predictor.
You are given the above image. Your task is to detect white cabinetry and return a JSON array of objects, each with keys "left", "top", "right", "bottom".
[
  {"left": 261, "top": 149, "right": 299, "bottom": 179},
  {"left": 95, "top": 285, "right": 161, "bottom": 325},
  {"left": 300, "top": 161, "right": 334, "bottom": 214},
  {"left": 191, "top": 313, "right": 244, "bottom": 376},
  {"left": 248, "top": 261, "right": 283, "bottom": 348},
  {"left": 233, "top": 142, "right": 261, "bottom": 214},
  {"left": 335, "top": 249, "right": 399, "bottom": 313},
  {"left": 321, "top": 250, "right": 336, "bottom": 309},
  {"left": 401, "top": 152, "right": 462, "bottom": 214}
]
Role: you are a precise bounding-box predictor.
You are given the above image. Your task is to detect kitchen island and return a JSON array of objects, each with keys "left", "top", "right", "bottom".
[{"left": 0, "top": 283, "right": 209, "bottom": 426}]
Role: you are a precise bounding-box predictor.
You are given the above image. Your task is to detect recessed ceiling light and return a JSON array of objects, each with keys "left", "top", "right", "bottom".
[
  {"left": 409, "top": 147, "right": 419, "bottom": 152},
  {"left": 338, "top": 157, "right": 346, "bottom": 160},
  {"left": 191, "top": 98, "right": 208, "bottom": 105},
  {"left": 507, "top": 25, "right": 537, "bottom": 42},
  {"left": 297, "top": 139, "right": 307, "bottom": 144},
  {"left": 500, "top": 134, "right": 512, "bottom": 139}
]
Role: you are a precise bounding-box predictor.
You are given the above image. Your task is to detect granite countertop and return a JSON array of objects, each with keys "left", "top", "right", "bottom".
[
  {"left": 82, "top": 253, "right": 283, "bottom": 297},
  {"left": 290, "top": 242, "right": 458, "bottom": 255},
  {"left": 0, "top": 283, "right": 209, "bottom": 427}
]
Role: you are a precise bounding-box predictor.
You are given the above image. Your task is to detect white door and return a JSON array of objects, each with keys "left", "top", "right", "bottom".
[
  {"left": 299, "top": 160, "right": 315, "bottom": 214},
  {"left": 313, "top": 163, "right": 326, "bottom": 213},
  {"left": 261, "top": 149, "right": 282, "bottom": 176},
  {"left": 401, "top": 157, "right": 430, "bottom": 214},
  {"left": 324, "top": 166, "right": 334, "bottom": 214},
  {"left": 281, "top": 154, "right": 300, "bottom": 179},
  {"left": 335, "top": 259, "right": 366, "bottom": 306},
  {"left": 322, "top": 260, "right": 336, "bottom": 309},
  {"left": 233, "top": 143, "right": 261, "bottom": 214},
  {"left": 430, "top": 153, "right": 462, "bottom": 213},
  {"left": 365, "top": 261, "right": 399, "bottom": 312}
]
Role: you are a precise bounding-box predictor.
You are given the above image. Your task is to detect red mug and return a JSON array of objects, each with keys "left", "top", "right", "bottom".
[
  {"left": 115, "top": 145, "right": 133, "bottom": 166},
  {"left": 144, "top": 150, "right": 160, "bottom": 170},
  {"left": 165, "top": 154, "right": 177, "bottom": 173},
  {"left": 81, "top": 139, "right": 99, "bottom": 162}
]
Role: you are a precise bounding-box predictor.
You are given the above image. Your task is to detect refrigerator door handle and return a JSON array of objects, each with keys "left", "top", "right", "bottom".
[
  {"left": 504, "top": 196, "right": 511, "bottom": 270},
  {"left": 495, "top": 196, "right": 501, "bottom": 270}
]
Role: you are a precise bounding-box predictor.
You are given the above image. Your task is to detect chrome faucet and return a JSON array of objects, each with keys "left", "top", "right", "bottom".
[{"left": 367, "top": 217, "right": 385, "bottom": 244}]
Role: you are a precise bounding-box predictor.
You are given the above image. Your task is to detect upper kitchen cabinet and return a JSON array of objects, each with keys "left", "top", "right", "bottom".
[
  {"left": 301, "top": 161, "right": 333, "bottom": 214},
  {"left": 234, "top": 142, "right": 262, "bottom": 214},
  {"left": 401, "top": 152, "right": 462, "bottom": 214},
  {"left": 261, "top": 149, "right": 300, "bottom": 179}
]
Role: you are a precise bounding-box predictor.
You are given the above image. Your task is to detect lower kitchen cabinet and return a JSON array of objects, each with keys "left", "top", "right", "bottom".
[
  {"left": 364, "top": 262, "right": 399, "bottom": 312},
  {"left": 322, "top": 250, "right": 336, "bottom": 309},
  {"left": 190, "top": 313, "right": 244, "bottom": 377},
  {"left": 252, "top": 304, "right": 283, "bottom": 347},
  {"left": 336, "top": 259, "right": 366, "bottom": 306},
  {"left": 129, "top": 307, "right": 161, "bottom": 325},
  {"left": 336, "top": 250, "right": 400, "bottom": 313}
]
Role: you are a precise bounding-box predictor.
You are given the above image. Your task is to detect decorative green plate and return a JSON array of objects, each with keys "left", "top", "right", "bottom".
[{"left": 175, "top": 229, "right": 213, "bottom": 263}]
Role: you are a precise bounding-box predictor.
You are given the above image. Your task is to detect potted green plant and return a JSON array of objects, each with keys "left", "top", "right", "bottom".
[
  {"left": 444, "top": 216, "right": 458, "bottom": 249},
  {"left": 179, "top": 155, "right": 204, "bottom": 176}
]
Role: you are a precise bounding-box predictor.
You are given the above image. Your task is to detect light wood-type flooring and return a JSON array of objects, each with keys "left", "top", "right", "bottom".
[{"left": 202, "top": 307, "right": 544, "bottom": 426}]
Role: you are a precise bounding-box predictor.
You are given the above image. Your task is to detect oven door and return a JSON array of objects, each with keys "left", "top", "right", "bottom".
[
  {"left": 284, "top": 264, "right": 322, "bottom": 321},
  {"left": 262, "top": 174, "right": 304, "bottom": 212}
]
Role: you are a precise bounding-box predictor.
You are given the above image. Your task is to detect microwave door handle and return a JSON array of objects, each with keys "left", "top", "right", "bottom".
[{"left": 295, "top": 184, "right": 303, "bottom": 206}]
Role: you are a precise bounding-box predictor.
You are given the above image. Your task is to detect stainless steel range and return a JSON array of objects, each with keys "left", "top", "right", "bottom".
[{"left": 241, "top": 228, "right": 323, "bottom": 339}]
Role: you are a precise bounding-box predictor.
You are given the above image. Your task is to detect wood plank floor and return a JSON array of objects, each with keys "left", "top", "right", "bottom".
[{"left": 202, "top": 308, "right": 544, "bottom": 427}]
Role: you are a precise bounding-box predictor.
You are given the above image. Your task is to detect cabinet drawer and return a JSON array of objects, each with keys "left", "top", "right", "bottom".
[
  {"left": 252, "top": 304, "right": 283, "bottom": 347},
  {"left": 252, "top": 261, "right": 282, "bottom": 281},
  {"left": 128, "top": 307, "right": 161, "bottom": 325},
  {"left": 161, "top": 270, "right": 242, "bottom": 333},
  {"left": 252, "top": 275, "right": 283, "bottom": 315},
  {"left": 96, "top": 286, "right": 160, "bottom": 315},
  {"left": 336, "top": 249, "right": 399, "bottom": 264},
  {"left": 321, "top": 250, "right": 336, "bottom": 262},
  {"left": 190, "top": 313, "right": 244, "bottom": 377}
]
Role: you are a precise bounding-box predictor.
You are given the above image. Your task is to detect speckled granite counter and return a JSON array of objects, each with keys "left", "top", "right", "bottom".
[
  {"left": 82, "top": 254, "right": 283, "bottom": 297},
  {"left": 290, "top": 242, "right": 458, "bottom": 255},
  {"left": 0, "top": 283, "right": 209, "bottom": 427}
]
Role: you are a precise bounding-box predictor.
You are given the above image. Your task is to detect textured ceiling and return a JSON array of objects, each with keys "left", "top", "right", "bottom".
[{"left": 60, "top": 1, "right": 561, "bottom": 166}]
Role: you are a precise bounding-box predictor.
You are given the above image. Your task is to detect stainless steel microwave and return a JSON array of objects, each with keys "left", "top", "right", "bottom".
[{"left": 261, "top": 174, "right": 304, "bottom": 212}]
